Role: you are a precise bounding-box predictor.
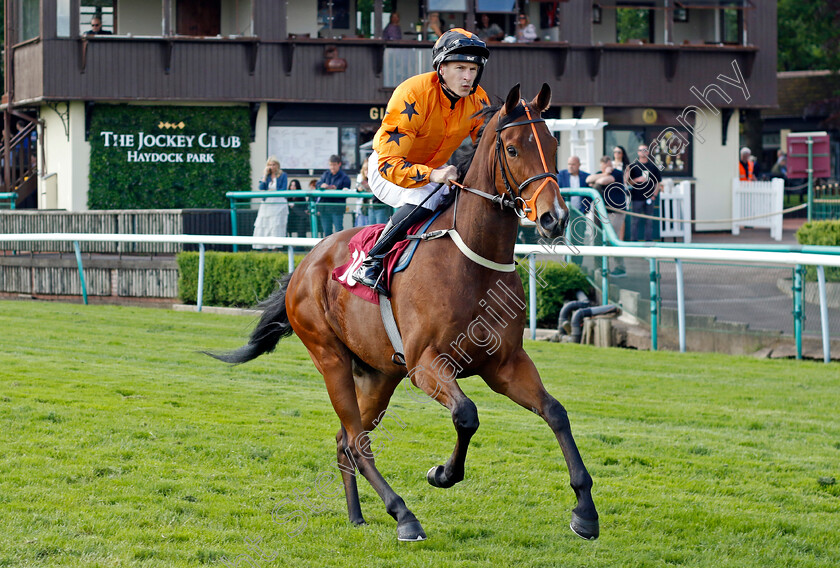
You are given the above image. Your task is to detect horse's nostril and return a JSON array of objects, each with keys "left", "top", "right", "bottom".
[{"left": 539, "top": 211, "right": 558, "bottom": 232}]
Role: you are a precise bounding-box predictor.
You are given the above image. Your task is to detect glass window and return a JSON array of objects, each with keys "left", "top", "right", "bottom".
[
  {"left": 340, "top": 126, "right": 359, "bottom": 171},
  {"left": 57, "top": 0, "right": 71, "bottom": 37},
  {"left": 606, "top": 127, "right": 693, "bottom": 176},
  {"left": 18, "top": 0, "right": 40, "bottom": 42},
  {"left": 475, "top": 0, "right": 516, "bottom": 12},
  {"left": 428, "top": 0, "right": 467, "bottom": 12},
  {"left": 615, "top": 7, "right": 653, "bottom": 44},
  {"left": 720, "top": 8, "right": 740, "bottom": 44},
  {"left": 81, "top": 1, "right": 115, "bottom": 35}
]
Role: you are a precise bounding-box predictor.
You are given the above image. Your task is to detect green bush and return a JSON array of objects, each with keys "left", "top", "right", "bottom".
[
  {"left": 177, "top": 251, "right": 305, "bottom": 307},
  {"left": 795, "top": 220, "right": 840, "bottom": 282},
  {"left": 517, "top": 259, "right": 592, "bottom": 328}
]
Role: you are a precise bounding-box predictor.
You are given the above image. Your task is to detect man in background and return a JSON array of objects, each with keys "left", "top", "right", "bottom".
[{"left": 316, "top": 155, "right": 352, "bottom": 236}]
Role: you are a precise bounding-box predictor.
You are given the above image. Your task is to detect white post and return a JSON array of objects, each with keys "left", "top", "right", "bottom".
[
  {"left": 676, "top": 259, "right": 686, "bottom": 353},
  {"left": 529, "top": 254, "right": 537, "bottom": 341},
  {"left": 771, "top": 178, "right": 784, "bottom": 242},
  {"left": 679, "top": 181, "right": 692, "bottom": 244},
  {"left": 817, "top": 265, "right": 831, "bottom": 363},
  {"left": 731, "top": 178, "right": 741, "bottom": 236},
  {"left": 197, "top": 243, "right": 205, "bottom": 312}
]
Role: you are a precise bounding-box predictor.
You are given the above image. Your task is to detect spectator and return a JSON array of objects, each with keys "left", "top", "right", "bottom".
[
  {"left": 252, "top": 156, "right": 288, "bottom": 250},
  {"left": 382, "top": 12, "right": 402, "bottom": 40},
  {"left": 476, "top": 14, "right": 504, "bottom": 42},
  {"left": 557, "top": 155, "right": 590, "bottom": 213},
  {"left": 612, "top": 145, "right": 630, "bottom": 171},
  {"left": 625, "top": 144, "right": 662, "bottom": 242},
  {"left": 286, "top": 179, "right": 311, "bottom": 237},
  {"left": 587, "top": 156, "right": 627, "bottom": 275},
  {"left": 739, "top": 146, "right": 756, "bottom": 181},
  {"left": 316, "top": 154, "right": 352, "bottom": 236},
  {"left": 515, "top": 14, "right": 537, "bottom": 43},
  {"left": 86, "top": 17, "right": 112, "bottom": 36},
  {"left": 426, "top": 12, "right": 444, "bottom": 40},
  {"left": 771, "top": 154, "right": 788, "bottom": 180}
]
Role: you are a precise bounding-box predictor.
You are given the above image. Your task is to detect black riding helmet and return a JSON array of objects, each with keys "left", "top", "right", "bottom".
[{"left": 432, "top": 28, "right": 489, "bottom": 94}]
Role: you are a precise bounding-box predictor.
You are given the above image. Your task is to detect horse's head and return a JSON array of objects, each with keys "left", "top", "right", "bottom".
[{"left": 493, "top": 83, "right": 568, "bottom": 239}]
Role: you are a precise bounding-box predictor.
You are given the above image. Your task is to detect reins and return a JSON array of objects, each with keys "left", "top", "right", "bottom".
[{"left": 406, "top": 100, "right": 558, "bottom": 273}]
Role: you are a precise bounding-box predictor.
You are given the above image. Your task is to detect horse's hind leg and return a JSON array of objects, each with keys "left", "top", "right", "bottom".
[
  {"left": 313, "top": 346, "right": 425, "bottom": 541},
  {"left": 483, "top": 349, "right": 599, "bottom": 540},
  {"left": 335, "top": 425, "right": 364, "bottom": 525},
  {"left": 410, "top": 349, "right": 480, "bottom": 489}
]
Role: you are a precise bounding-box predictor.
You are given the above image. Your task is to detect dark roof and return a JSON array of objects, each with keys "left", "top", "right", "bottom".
[{"left": 764, "top": 70, "right": 840, "bottom": 119}]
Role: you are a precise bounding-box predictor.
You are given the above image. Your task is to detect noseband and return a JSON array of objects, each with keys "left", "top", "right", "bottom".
[{"left": 495, "top": 100, "right": 560, "bottom": 222}]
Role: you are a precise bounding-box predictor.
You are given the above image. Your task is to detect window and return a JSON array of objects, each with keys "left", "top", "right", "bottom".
[
  {"left": 719, "top": 8, "right": 740, "bottom": 44},
  {"left": 18, "top": 0, "right": 40, "bottom": 42},
  {"left": 81, "top": 1, "right": 115, "bottom": 35},
  {"left": 476, "top": 0, "right": 516, "bottom": 12},
  {"left": 606, "top": 126, "right": 693, "bottom": 176},
  {"left": 615, "top": 6, "right": 653, "bottom": 44},
  {"left": 428, "top": 0, "right": 467, "bottom": 11}
]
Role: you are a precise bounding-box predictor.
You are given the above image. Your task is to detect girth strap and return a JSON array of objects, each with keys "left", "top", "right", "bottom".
[{"left": 379, "top": 294, "right": 406, "bottom": 367}]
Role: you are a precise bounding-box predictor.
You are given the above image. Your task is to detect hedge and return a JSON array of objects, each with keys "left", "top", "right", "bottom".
[
  {"left": 517, "top": 259, "right": 593, "bottom": 328},
  {"left": 88, "top": 105, "right": 251, "bottom": 210},
  {"left": 177, "top": 251, "right": 305, "bottom": 307},
  {"left": 178, "top": 252, "right": 592, "bottom": 328},
  {"left": 795, "top": 220, "right": 840, "bottom": 282}
]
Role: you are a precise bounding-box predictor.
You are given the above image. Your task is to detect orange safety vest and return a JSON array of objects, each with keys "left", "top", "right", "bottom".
[
  {"left": 739, "top": 159, "right": 755, "bottom": 181},
  {"left": 373, "top": 71, "right": 488, "bottom": 188}
]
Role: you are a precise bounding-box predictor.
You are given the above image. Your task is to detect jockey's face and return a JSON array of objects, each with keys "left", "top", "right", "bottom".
[{"left": 439, "top": 61, "right": 479, "bottom": 98}]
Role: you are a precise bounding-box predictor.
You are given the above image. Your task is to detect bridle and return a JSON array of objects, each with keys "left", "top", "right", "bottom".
[
  {"left": 494, "top": 100, "right": 560, "bottom": 222},
  {"left": 449, "top": 101, "right": 560, "bottom": 223}
]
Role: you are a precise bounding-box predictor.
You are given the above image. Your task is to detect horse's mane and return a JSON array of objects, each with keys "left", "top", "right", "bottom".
[{"left": 449, "top": 101, "right": 502, "bottom": 182}]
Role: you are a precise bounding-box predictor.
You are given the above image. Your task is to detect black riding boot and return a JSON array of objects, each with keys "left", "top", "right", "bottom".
[{"left": 353, "top": 204, "right": 434, "bottom": 295}]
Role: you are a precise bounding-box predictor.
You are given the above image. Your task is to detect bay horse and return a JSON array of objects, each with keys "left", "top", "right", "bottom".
[{"left": 211, "top": 84, "right": 599, "bottom": 542}]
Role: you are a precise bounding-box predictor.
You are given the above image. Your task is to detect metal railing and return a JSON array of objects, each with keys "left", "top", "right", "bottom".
[
  {"left": 0, "top": 192, "right": 18, "bottom": 209},
  {"left": 1, "top": 230, "right": 839, "bottom": 363}
]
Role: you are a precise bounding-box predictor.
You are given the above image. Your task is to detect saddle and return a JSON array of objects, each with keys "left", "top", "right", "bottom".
[{"left": 331, "top": 212, "right": 442, "bottom": 305}]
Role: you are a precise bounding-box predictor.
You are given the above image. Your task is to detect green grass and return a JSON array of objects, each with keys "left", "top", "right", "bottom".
[{"left": 1, "top": 299, "right": 839, "bottom": 567}]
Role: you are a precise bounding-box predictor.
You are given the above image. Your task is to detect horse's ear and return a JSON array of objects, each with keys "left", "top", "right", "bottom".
[
  {"left": 532, "top": 83, "right": 552, "bottom": 114},
  {"left": 503, "top": 84, "right": 521, "bottom": 115}
]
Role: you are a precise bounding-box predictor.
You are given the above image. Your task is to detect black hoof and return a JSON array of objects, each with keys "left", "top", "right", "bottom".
[
  {"left": 570, "top": 511, "right": 599, "bottom": 540},
  {"left": 397, "top": 519, "right": 426, "bottom": 542},
  {"left": 350, "top": 517, "right": 367, "bottom": 526}
]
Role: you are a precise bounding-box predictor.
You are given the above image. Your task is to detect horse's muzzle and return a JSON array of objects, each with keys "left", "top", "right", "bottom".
[{"left": 538, "top": 206, "right": 568, "bottom": 239}]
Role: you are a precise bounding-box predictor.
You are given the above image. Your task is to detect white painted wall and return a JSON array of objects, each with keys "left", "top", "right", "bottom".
[
  {"left": 672, "top": 9, "right": 716, "bottom": 44},
  {"left": 287, "top": 2, "right": 318, "bottom": 37},
  {"left": 692, "top": 108, "right": 740, "bottom": 231},
  {"left": 39, "top": 102, "right": 90, "bottom": 211},
  {"left": 118, "top": 0, "right": 164, "bottom": 36},
  {"left": 250, "top": 103, "right": 268, "bottom": 188},
  {"left": 592, "top": 8, "right": 616, "bottom": 44},
  {"left": 556, "top": 107, "right": 605, "bottom": 174},
  {"left": 221, "top": 0, "right": 253, "bottom": 36}
]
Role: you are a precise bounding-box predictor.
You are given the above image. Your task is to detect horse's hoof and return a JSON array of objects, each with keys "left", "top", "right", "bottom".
[
  {"left": 570, "top": 511, "right": 599, "bottom": 540},
  {"left": 427, "top": 465, "right": 453, "bottom": 488},
  {"left": 397, "top": 519, "right": 427, "bottom": 542},
  {"left": 350, "top": 517, "right": 367, "bottom": 526}
]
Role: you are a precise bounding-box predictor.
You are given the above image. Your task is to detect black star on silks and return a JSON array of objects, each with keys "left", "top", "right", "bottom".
[
  {"left": 410, "top": 169, "right": 426, "bottom": 184},
  {"left": 379, "top": 162, "right": 393, "bottom": 177},
  {"left": 385, "top": 127, "right": 407, "bottom": 145},
  {"left": 400, "top": 101, "right": 419, "bottom": 121},
  {"left": 401, "top": 160, "right": 413, "bottom": 170}
]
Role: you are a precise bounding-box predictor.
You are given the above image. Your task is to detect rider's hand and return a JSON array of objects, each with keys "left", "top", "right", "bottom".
[{"left": 429, "top": 165, "right": 458, "bottom": 185}]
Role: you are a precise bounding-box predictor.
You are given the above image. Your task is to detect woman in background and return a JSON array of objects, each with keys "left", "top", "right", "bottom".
[{"left": 252, "top": 156, "right": 288, "bottom": 250}]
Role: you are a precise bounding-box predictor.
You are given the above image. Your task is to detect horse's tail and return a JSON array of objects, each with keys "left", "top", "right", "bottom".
[{"left": 204, "top": 272, "right": 295, "bottom": 364}]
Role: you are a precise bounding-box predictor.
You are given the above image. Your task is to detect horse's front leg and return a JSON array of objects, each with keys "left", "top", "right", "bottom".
[
  {"left": 483, "top": 348, "right": 599, "bottom": 540},
  {"left": 409, "top": 349, "right": 479, "bottom": 489}
]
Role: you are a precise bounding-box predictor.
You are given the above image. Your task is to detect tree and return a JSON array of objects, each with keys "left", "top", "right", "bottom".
[{"left": 777, "top": 0, "right": 840, "bottom": 72}]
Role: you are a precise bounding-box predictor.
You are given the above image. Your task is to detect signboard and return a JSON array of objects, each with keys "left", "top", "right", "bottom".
[
  {"left": 787, "top": 132, "right": 831, "bottom": 178},
  {"left": 268, "top": 126, "right": 339, "bottom": 171}
]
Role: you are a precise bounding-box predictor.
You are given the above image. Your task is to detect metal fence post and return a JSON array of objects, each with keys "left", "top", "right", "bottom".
[
  {"left": 197, "top": 243, "right": 206, "bottom": 312},
  {"left": 601, "top": 255, "right": 609, "bottom": 305},
  {"left": 793, "top": 265, "right": 803, "bottom": 359},
  {"left": 676, "top": 259, "right": 686, "bottom": 353},
  {"left": 73, "top": 241, "right": 88, "bottom": 305},
  {"left": 817, "top": 265, "right": 830, "bottom": 363},
  {"left": 229, "top": 197, "right": 239, "bottom": 252},
  {"left": 529, "top": 253, "right": 537, "bottom": 341},
  {"left": 288, "top": 246, "right": 295, "bottom": 273},
  {"left": 649, "top": 258, "right": 658, "bottom": 351}
]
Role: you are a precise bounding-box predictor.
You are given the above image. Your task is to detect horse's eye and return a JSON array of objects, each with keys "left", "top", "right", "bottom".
[{"left": 506, "top": 146, "right": 517, "bottom": 157}]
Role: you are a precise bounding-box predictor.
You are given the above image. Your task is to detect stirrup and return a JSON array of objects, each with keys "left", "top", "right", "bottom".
[{"left": 353, "top": 259, "right": 389, "bottom": 296}]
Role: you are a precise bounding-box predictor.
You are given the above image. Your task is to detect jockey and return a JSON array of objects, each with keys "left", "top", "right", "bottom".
[{"left": 353, "top": 28, "right": 490, "bottom": 295}]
